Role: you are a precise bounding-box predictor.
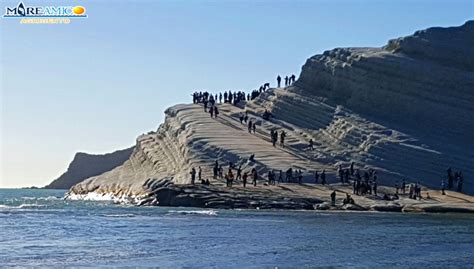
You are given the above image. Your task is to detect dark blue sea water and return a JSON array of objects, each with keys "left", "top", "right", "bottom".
[{"left": 1, "top": 189, "right": 474, "bottom": 268}]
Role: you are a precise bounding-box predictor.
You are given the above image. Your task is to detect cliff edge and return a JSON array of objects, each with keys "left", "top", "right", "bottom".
[
  {"left": 45, "top": 147, "right": 134, "bottom": 189},
  {"left": 66, "top": 21, "right": 473, "bottom": 210}
]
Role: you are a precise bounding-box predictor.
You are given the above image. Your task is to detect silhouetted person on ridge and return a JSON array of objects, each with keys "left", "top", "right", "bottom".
[
  {"left": 277, "top": 75, "right": 281, "bottom": 88},
  {"left": 209, "top": 107, "right": 214, "bottom": 118},
  {"left": 291, "top": 74, "right": 296, "bottom": 84},
  {"left": 457, "top": 171, "right": 464, "bottom": 192},
  {"left": 198, "top": 166, "right": 202, "bottom": 181},
  {"left": 213, "top": 160, "right": 219, "bottom": 178},
  {"left": 321, "top": 170, "right": 326, "bottom": 185},
  {"left": 339, "top": 165, "right": 344, "bottom": 184},
  {"left": 190, "top": 168, "right": 196, "bottom": 185},
  {"left": 214, "top": 106, "right": 219, "bottom": 118},
  {"left": 447, "top": 167, "right": 454, "bottom": 189},
  {"left": 284, "top": 76, "right": 289, "bottom": 86},
  {"left": 309, "top": 139, "right": 314, "bottom": 150},
  {"left": 242, "top": 172, "right": 248, "bottom": 187},
  {"left": 331, "top": 191, "right": 336, "bottom": 206},
  {"left": 236, "top": 166, "right": 242, "bottom": 180},
  {"left": 280, "top": 131, "right": 286, "bottom": 147},
  {"left": 252, "top": 168, "right": 258, "bottom": 186}
]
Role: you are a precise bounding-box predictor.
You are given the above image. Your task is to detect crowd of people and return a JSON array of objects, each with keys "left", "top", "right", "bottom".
[
  {"left": 192, "top": 90, "right": 248, "bottom": 108},
  {"left": 188, "top": 161, "right": 468, "bottom": 207},
  {"left": 187, "top": 76, "right": 467, "bottom": 203},
  {"left": 191, "top": 74, "right": 298, "bottom": 108}
]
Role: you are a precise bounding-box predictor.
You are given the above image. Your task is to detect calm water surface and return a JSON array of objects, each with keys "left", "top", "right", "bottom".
[{"left": 1, "top": 189, "right": 474, "bottom": 268}]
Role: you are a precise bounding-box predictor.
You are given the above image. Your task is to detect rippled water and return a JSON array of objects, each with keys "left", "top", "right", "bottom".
[{"left": 1, "top": 189, "right": 474, "bottom": 268}]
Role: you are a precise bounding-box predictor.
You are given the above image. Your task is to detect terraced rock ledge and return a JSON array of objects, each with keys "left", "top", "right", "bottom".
[{"left": 65, "top": 21, "right": 474, "bottom": 213}]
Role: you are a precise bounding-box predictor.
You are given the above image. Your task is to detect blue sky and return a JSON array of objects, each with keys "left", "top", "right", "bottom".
[{"left": 1, "top": 0, "right": 472, "bottom": 188}]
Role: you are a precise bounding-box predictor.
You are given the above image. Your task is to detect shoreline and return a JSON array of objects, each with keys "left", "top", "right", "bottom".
[{"left": 65, "top": 181, "right": 474, "bottom": 214}]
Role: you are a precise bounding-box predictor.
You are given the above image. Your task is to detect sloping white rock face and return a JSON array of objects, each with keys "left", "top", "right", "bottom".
[
  {"left": 69, "top": 21, "right": 474, "bottom": 198},
  {"left": 292, "top": 20, "right": 473, "bottom": 192}
]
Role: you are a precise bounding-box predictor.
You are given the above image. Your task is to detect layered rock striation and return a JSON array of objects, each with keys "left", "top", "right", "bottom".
[{"left": 66, "top": 21, "right": 474, "bottom": 208}]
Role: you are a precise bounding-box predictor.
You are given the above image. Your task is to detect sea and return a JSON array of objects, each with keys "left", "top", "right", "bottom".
[{"left": 1, "top": 189, "right": 474, "bottom": 268}]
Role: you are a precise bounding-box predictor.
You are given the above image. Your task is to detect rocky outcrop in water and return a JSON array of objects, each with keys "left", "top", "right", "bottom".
[
  {"left": 67, "top": 21, "right": 473, "bottom": 207},
  {"left": 45, "top": 147, "right": 134, "bottom": 189}
]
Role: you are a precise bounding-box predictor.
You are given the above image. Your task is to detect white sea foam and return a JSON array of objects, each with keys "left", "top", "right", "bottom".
[
  {"left": 0, "top": 203, "right": 46, "bottom": 209},
  {"left": 64, "top": 191, "right": 143, "bottom": 205},
  {"left": 21, "top": 196, "right": 61, "bottom": 201},
  {"left": 167, "top": 210, "right": 218, "bottom": 216},
  {"left": 19, "top": 203, "right": 47, "bottom": 208},
  {"left": 102, "top": 214, "right": 136, "bottom": 218}
]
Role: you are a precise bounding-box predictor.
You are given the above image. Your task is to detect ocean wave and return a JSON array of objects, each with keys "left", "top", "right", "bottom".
[
  {"left": 0, "top": 203, "right": 47, "bottom": 209},
  {"left": 102, "top": 214, "right": 136, "bottom": 218},
  {"left": 167, "top": 210, "right": 218, "bottom": 216},
  {"left": 21, "top": 196, "right": 61, "bottom": 201}
]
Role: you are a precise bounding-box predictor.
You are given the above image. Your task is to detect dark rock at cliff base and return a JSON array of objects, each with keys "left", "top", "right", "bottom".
[{"left": 45, "top": 147, "right": 134, "bottom": 189}]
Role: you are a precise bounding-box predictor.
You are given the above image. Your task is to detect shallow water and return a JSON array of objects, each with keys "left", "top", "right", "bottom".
[{"left": 1, "top": 189, "right": 474, "bottom": 268}]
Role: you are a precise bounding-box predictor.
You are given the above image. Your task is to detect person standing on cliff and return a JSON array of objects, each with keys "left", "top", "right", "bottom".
[
  {"left": 252, "top": 122, "right": 256, "bottom": 133},
  {"left": 447, "top": 167, "right": 454, "bottom": 189},
  {"left": 291, "top": 74, "right": 296, "bottom": 84},
  {"left": 236, "top": 165, "right": 242, "bottom": 180},
  {"left": 209, "top": 106, "right": 214, "bottom": 118},
  {"left": 330, "top": 191, "right": 336, "bottom": 206},
  {"left": 373, "top": 179, "right": 378, "bottom": 196},
  {"left": 213, "top": 161, "right": 219, "bottom": 179},
  {"left": 338, "top": 165, "right": 344, "bottom": 184},
  {"left": 242, "top": 172, "right": 248, "bottom": 187},
  {"left": 198, "top": 166, "right": 202, "bottom": 182},
  {"left": 219, "top": 165, "right": 223, "bottom": 179},
  {"left": 252, "top": 168, "right": 258, "bottom": 186},
  {"left": 190, "top": 168, "right": 196, "bottom": 185},
  {"left": 214, "top": 106, "right": 219, "bottom": 118},
  {"left": 277, "top": 75, "right": 281, "bottom": 88},
  {"left": 457, "top": 171, "right": 464, "bottom": 192},
  {"left": 280, "top": 131, "right": 286, "bottom": 147},
  {"left": 248, "top": 120, "right": 253, "bottom": 133}
]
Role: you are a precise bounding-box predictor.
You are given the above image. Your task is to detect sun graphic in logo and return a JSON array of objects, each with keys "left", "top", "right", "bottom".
[{"left": 72, "top": 6, "right": 86, "bottom": 15}]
